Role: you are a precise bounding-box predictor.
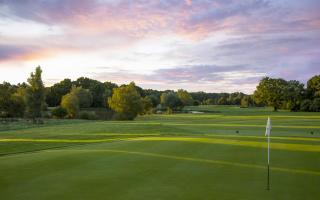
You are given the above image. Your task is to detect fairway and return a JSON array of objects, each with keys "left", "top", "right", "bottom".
[{"left": 1, "top": 106, "right": 320, "bottom": 200}]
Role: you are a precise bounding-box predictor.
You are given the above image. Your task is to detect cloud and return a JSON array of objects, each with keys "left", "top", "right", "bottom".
[
  {"left": 90, "top": 64, "right": 265, "bottom": 93},
  {"left": 0, "top": 44, "right": 52, "bottom": 62},
  {"left": 1, "top": 0, "right": 309, "bottom": 39},
  {"left": 0, "top": 0, "right": 319, "bottom": 92}
]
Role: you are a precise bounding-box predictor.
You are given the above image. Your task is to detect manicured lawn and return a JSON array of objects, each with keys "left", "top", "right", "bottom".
[{"left": 0, "top": 106, "right": 319, "bottom": 199}]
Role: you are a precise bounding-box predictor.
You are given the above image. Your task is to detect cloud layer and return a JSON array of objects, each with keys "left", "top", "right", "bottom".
[{"left": 0, "top": 0, "right": 319, "bottom": 93}]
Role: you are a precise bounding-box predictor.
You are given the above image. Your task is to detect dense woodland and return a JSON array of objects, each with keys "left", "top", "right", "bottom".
[{"left": 0, "top": 66, "right": 319, "bottom": 121}]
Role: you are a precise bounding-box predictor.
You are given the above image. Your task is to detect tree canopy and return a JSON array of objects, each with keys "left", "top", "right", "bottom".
[
  {"left": 108, "top": 82, "right": 143, "bottom": 120},
  {"left": 254, "top": 77, "right": 288, "bottom": 111},
  {"left": 25, "top": 66, "right": 46, "bottom": 120}
]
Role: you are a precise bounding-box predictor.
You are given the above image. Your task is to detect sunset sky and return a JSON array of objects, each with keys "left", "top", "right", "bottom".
[{"left": 0, "top": 0, "right": 319, "bottom": 93}]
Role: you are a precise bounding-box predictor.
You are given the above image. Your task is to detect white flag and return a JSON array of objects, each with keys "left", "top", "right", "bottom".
[{"left": 265, "top": 117, "right": 271, "bottom": 136}]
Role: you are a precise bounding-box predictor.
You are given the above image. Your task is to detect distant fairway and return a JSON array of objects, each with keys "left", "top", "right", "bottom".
[{"left": 0, "top": 106, "right": 319, "bottom": 200}]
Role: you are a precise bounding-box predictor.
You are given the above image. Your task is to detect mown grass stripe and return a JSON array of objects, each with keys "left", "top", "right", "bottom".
[
  {"left": 165, "top": 123, "right": 320, "bottom": 129},
  {"left": 46, "top": 149, "right": 320, "bottom": 176},
  {"left": 2, "top": 136, "right": 320, "bottom": 152},
  {"left": 81, "top": 122, "right": 320, "bottom": 129},
  {"left": 201, "top": 134, "right": 320, "bottom": 142},
  {"left": 0, "top": 138, "right": 126, "bottom": 143},
  {"left": 130, "top": 137, "right": 320, "bottom": 152}
]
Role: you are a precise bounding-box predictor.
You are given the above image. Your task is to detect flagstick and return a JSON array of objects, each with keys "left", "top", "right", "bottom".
[
  {"left": 265, "top": 117, "right": 271, "bottom": 191},
  {"left": 267, "top": 133, "right": 270, "bottom": 191}
]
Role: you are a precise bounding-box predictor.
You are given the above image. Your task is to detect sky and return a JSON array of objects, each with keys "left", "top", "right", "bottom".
[{"left": 0, "top": 0, "right": 319, "bottom": 93}]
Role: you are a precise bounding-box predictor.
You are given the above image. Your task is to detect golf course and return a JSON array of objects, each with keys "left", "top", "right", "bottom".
[{"left": 0, "top": 106, "right": 319, "bottom": 200}]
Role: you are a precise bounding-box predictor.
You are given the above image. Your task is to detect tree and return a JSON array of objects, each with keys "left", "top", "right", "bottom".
[
  {"left": 70, "top": 86, "right": 93, "bottom": 108},
  {"left": 61, "top": 93, "right": 79, "bottom": 118},
  {"left": 140, "top": 96, "right": 153, "bottom": 114},
  {"left": 203, "top": 98, "right": 215, "bottom": 105},
  {"left": 177, "top": 89, "right": 193, "bottom": 106},
  {"left": 217, "top": 96, "right": 228, "bottom": 105},
  {"left": 46, "top": 79, "right": 72, "bottom": 107},
  {"left": 285, "top": 80, "right": 304, "bottom": 111},
  {"left": 300, "top": 99, "right": 312, "bottom": 111},
  {"left": 307, "top": 75, "right": 320, "bottom": 98},
  {"left": 190, "top": 92, "right": 207, "bottom": 103},
  {"left": 74, "top": 77, "right": 106, "bottom": 107},
  {"left": 148, "top": 94, "right": 160, "bottom": 107},
  {"left": 25, "top": 66, "right": 46, "bottom": 121},
  {"left": 108, "top": 82, "right": 143, "bottom": 120},
  {"left": 240, "top": 96, "right": 250, "bottom": 108},
  {"left": 310, "top": 98, "right": 320, "bottom": 112},
  {"left": 51, "top": 106, "right": 68, "bottom": 118},
  {"left": 0, "top": 82, "right": 25, "bottom": 117},
  {"left": 253, "top": 77, "right": 288, "bottom": 111},
  {"left": 160, "top": 92, "right": 182, "bottom": 112},
  {"left": 228, "top": 92, "right": 245, "bottom": 105}
]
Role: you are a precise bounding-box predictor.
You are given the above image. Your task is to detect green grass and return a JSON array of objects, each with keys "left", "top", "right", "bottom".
[{"left": 0, "top": 106, "right": 319, "bottom": 199}]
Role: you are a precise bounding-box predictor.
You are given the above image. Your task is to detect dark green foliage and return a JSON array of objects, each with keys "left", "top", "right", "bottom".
[
  {"left": 45, "top": 79, "right": 72, "bottom": 107},
  {"left": 285, "top": 80, "right": 304, "bottom": 111},
  {"left": 74, "top": 77, "right": 108, "bottom": 107},
  {"left": 217, "top": 96, "right": 228, "bottom": 105},
  {"left": 307, "top": 75, "right": 320, "bottom": 98},
  {"left": 51, "top": 107, "right": 68, "bottom": 118},
  {"left": 79, "top": 111, "right": 97, "bottom": 120},
  {"left": 193, "top": 100, "right": 200, "bottom": 106},
  {"left": 70, "top": 86, "right": 93, "bottom": 108},
  {"left": 140, "top": 96, "right": 153, "bottom": 114},
  {"left": 228, "top": 92, "right": 245, "bottom": 105},
  {"left": 148, "top": 94, "right": 161, "bottom": 107},
  {"left": 203, "top": 98, "right": 215, "bottom": 105},
  {"left": 177, "top": 89, "right": 194, "bottom": 106},
  {"left": 161, "top": 92, "right": 183, "bottom": 112},
  {"left": 0, "top": 82, "right": 26, "bottom": 118},
  {"left": 310, "top": 98, "right": 320, "bottom": 112},
  {"left": 254, "top": 77, "right": 288, "bottom": 111},
  {"left": 84, "top": 108, "right": 114, "bottom": 120},
  {"left": 25, "top": 66, "right": 46, "bottom": 119},
  {"left": 300, "top": 99, "right": 312, "bottom": 111},
  {"left": 190, "top": 91, "right": 207, "bottom": 103}
]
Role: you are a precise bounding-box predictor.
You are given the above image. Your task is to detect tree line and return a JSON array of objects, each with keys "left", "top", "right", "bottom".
[{"left": 0, "top": 67, "right": 319, "bottom": 122}]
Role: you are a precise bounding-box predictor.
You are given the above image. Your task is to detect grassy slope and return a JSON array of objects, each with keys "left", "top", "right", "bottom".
[{"left": 0, "top": 106, "right": 319, "bottom": 200}]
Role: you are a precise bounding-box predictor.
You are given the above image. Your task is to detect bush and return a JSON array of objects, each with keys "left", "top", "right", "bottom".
[
  {"left": 112, "top": 112, "right": 136, "bottom": 120},
  {"left": 61, "top": 93, "right": 79, "bottom": 118},
  {"left": 300, "top": 99, "right": 312, "bottom": 111},
  {"left": 310, "top": 98, "right": 320, "bottom": 112},
  {"left": 79, "top": 111, "right": 96, "bottom": 120},
  {"left": 193, "top": 100, "right": 200, "bottom": 106},
  {"left": 51, "top": 107, "right": 68, "bottom": 118}
]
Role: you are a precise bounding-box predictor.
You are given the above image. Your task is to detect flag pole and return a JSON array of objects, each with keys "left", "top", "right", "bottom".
[
  {"left": 266, "top": 117, "right": 271, "bottom": 191},
  {"left": 267, "top": 132, "right": 270, "bottom": 190}
]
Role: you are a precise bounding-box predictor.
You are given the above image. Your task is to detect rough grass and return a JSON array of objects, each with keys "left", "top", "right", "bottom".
[{"left": 0, "top": 106, "right": 319, "bottom": 199}]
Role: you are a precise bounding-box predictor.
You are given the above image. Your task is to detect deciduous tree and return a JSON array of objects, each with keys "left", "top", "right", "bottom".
[
  {"left": 253, "top": 77, "right": 288, "bottom": 111},
  {"left": 25, "top": 66, "right": 46, "bottom": 121},
  {"left": 108, "top": 82, "right": 143, "bottom": 120}
]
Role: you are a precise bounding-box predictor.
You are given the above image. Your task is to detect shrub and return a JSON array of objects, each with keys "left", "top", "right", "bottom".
[
  {"left": 51, "top": 107, "right": 68, "bottom": 118},
  {"left": 61, "top": 93, "right": 79, "bottom": 118},
  {"left": 112, "top": 112, "right": 136, "bottom": 120},
  {"left": 79, "top": 111, "right": 97, "bottom": 120}
]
